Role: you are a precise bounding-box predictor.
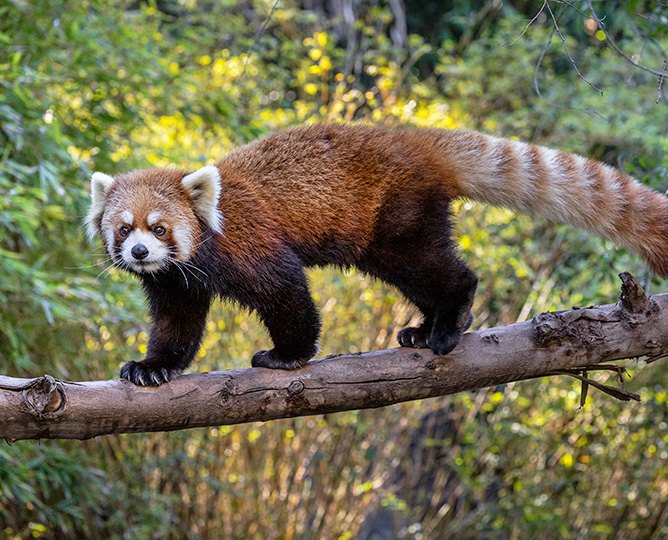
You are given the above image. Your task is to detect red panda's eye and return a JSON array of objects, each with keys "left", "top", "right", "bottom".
[
  {"left": 153, "top": 226, "right": 165, "bottom": 236},
  {"left": 119, "top": 226, "right": 130, "bottom": 237}
]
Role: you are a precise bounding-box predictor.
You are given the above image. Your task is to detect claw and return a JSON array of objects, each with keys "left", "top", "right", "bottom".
[{"left": 120, "top": 361, "right": 182, "bottom": 386}]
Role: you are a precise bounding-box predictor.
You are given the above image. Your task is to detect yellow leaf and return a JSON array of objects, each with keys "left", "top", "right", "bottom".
[{"left": 560, "top": 454, "right": 573, "bottom": 467}]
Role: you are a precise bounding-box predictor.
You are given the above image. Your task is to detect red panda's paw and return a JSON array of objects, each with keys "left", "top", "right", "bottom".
[
  {"left": 397, "top": 327, "right": 430, "bottom": 348},
  {"left": 120, "top": 360, "right": 183, "bottom": 386},
  {"left": 251, "top": 349, "right": 309, "bottom": 370},
  {"left": 428, "top": 328, "right": 463, "bottom": 357}
]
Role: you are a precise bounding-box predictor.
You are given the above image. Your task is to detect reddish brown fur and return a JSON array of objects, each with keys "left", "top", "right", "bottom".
[{"left": 215, "top": 126, "right": 461, "bottom": 263}]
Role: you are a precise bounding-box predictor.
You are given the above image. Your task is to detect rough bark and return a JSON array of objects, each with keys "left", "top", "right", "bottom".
[{"left": 1, "top": 273, "right": 666, "bottom": 442}]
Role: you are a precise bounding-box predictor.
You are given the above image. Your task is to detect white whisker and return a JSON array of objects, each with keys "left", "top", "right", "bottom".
[
  {"left": 180, "top": 262, "right": 209, "bottom": 278},
  {"left": 66, "top": 257, "right": 114, "bottom": 270},
  {"left": 170, "top": 253, "right": 209, "bottom": 278},
  {"left": 171, "top": 257, "right": 205, "bottom": 284},
  {"left": 97, "top": 262, "right": 116, "bottom": 279},
  {"left": 172, "top": 260, "right": 189, "bottom": 288},
  {"left": 191, "top": 235, "right": 214, "bottom": 250}
]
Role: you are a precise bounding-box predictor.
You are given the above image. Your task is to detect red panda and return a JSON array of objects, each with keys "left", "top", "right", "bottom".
[{"left": 85, "top": 124, "right": 668, "bottom": 386}]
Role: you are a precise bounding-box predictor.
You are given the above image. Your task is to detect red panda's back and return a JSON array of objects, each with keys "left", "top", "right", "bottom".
[{"left": 217, "top": 125, "right": 457, "bottom": 259}]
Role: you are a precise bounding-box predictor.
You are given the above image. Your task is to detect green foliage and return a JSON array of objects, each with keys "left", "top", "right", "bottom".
[{"left": 1, "top": 1, "right": 668, "bottom": 538}]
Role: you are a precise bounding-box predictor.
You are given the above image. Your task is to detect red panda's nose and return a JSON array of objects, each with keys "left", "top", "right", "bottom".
[{"left": 131, "top": 244, "right": 149, "bottom": 260}]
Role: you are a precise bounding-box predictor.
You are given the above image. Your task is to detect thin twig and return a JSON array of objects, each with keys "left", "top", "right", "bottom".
[
  {"left": 504, "top": 0, "right": 548, "bottom": 47},
  {"left": 555, "top": 365, "right": 630, "bottom": 375},
  {"left": 658, "top": 57, "right": 667, "bottom": 103},
  {"left": 552, "top": 0, "right": 591, "bottom": 20},
  {"left": 238, "top": 0, "right": 282, "bottom": 81},
  {"left": 534, "top": 14, "right": 567, "bottom": 109},
  {"left": 646, "top": 351, "right": 668, "bottom": 364},
  {"left": 533, "top": 6, "right": 606, "bottom": 119},
  {"left": 545, "top": 0, "right": 603, "bottom": 93},
  {"left": 637, "top": 13, "right": 668, "bottom": 28},
  {"left": 546, "top": 369, "right": 641, "bottom": 402}
]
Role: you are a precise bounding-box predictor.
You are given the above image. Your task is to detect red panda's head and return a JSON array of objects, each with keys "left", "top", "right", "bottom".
[{"left": 84, "top": 165, "right": 223, "bottom": 274}]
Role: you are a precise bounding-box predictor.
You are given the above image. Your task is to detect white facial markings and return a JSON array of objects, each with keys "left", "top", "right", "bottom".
[
  {"left": 172, "top": 223, "right": 194, "bottom": 260},
  {"left": 104, "top": 227, "right": 116, "bottom": 257},
  {"left": 147, "top": 211, "right": 162, "bottom": 226},
  {"left": 121, "top": 229, "right": 170, "bottom": 273},
  {"left": 121, "top": 211, "right": 134, "bottom": 225}
]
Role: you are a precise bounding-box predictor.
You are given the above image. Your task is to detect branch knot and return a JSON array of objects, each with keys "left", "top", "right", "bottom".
[
  {"left": 22, "top": 375, "right": 65, "bottom": 418},
  {"left": 288, "top": 380, "right": 305, "bottom": 395}
]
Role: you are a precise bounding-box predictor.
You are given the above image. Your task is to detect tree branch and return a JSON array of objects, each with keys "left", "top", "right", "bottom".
[
  {"left": 531, "top": 3, "right": 607, "bottom": 119},
  {"left": 545, "top": 1, "right": 602, "bottom": 94},
  {"left": 2, "top": 274, "right": 667, "bottom": 442}
]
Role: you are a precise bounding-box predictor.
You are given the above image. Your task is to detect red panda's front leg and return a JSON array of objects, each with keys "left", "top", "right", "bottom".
[{"left": 120, "top": 285, "right": 212, "bottom": 386}]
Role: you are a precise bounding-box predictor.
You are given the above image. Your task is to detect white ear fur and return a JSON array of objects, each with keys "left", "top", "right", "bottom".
[
  {"left": 181, "top": 165, "right": 223, "bottom": 234},
  {"left": 84, "top": 172, "right": 116, "bottom": 241}
]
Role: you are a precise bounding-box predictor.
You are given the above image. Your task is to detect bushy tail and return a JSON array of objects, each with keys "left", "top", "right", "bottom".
[{"left": 440, "top": 130, "right": 668, "bottom": 278}]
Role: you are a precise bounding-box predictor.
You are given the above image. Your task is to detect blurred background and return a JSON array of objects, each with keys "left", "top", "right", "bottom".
[{"left": 1, "top": 1, "right": 668, "bottom": 538}]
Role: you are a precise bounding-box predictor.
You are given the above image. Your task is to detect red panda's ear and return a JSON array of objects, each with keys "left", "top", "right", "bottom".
[
  {"left": 85, "top": 172, "right": 116, "bottom": 241},
  {"left": 181, "top": 165, "right": 223, "bottom": 234}
]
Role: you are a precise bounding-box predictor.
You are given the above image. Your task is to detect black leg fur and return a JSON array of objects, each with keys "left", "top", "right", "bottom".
[
  {"left": 428, "top": 265, "right": 477, "bottom": 355},
  {"left": 120, "top": 278, "right": 212, "bottom": 386},
  {"left": 361, "top": 192, "right": 477, "bottom": 356},
  {"left": 248, "top": 259, "right": 320, "bottom": 370}
]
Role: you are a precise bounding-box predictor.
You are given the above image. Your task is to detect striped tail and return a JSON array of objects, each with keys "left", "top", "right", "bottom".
[{"left": 442, "top": 130, "right": 668, "bottom": 278}]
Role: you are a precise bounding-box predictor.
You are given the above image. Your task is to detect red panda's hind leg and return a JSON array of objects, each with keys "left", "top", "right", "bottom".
[
  {"left": 421, "top": 261, "right": 477, "bottom": 356},
  {"left": 361, "top": 193, "right": 477, "bottom": 357},
  {"left": 360, "top": 254, "right": 477, "bottom": 356},
  {"left": 360, "top": 232, "right": 477, "bottom": 357}
]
